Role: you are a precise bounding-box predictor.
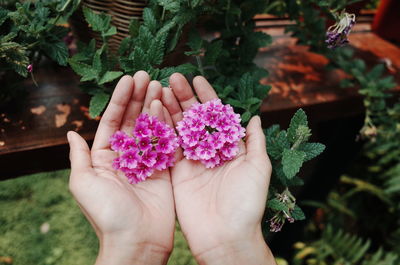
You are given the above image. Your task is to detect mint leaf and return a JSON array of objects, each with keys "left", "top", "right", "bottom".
[
  {"left": 143, "top": 8, "right": 157, "bottom": 34},
  {"left": 287, "top": 109, "right": 308, "bottom": 144},
  {"left": 268, "top": 198, "right": 288, "bottom": 211},
  {"left": 69, "top": 59, "right": 97, "bottom": 82},
  {"left": 82, "top": 6, "right": 111, "bottom": 32},
  {"left": 299, "top": 142, "right": 326, "bottom": 161},
  {"left": 291, "top": 205, "right": 305, "bottom": 220},
  {"left": 267, "top": 131, "right": 290, "bottom": 160},
  {"left": 89, "top": 92, "right": 110, "bottom": 118},
  {"left": 148, "top": 32, "right": 167, "bottom": 65},
  {"left": 99, "top": 71, "right": 123, "bottom": 85},
  {"left": 43, "top": 42, "right": 68, "bottom": 66},
  {"left": 282, "top": 149, "right": 306, "bottom": 179}
]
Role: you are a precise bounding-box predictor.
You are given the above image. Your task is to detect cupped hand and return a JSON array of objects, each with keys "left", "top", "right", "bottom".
[
  {"left": 161, "top": 74, "right": 275, "bottom": 264},
  {"left": 67, "top": 72, "right": 174, "bottom": 265}
]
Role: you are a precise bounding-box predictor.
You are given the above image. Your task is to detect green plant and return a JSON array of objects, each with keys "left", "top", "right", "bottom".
[
  {"left": 293, "top": 226, "right": 399, "bottom": 265},
  {"left": 68, "top": 0, "right": 326, "bottom": 234},
  {"left": 0, "top": 0, "right": 80, "bottom": 77}
]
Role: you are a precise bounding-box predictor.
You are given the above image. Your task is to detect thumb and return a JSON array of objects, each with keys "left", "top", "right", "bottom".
[
  {"left": 67, "top": 131, "right": 93, "bottom": 177},
  {"left": 245, "top": 116, "right": 271, "bottom": 171}
]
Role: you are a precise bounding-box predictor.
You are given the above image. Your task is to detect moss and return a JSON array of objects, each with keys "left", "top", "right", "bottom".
[{"left": 0, "top": 170, "right": 196, "bottom": 265}]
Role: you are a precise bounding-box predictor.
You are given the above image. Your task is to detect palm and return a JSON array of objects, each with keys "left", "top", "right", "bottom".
[
  {"left": 68, "top": 73, "right": 175, "bottom": 252},
  {"left": 161, "top": 73, "right": 272, "bottom": 256},
  {"left": 79, "top": 148, "right": 174, "bottom": 247},
  {"left": 172, "top": 149, "right": 269, "bottom": 254}
]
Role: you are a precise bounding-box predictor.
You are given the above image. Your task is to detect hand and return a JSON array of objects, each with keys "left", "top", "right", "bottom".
[
  {"left": 161, "top": 73, "right": 276, "bottom": 265},
  {"left": 67, "top": 72, "right": 175, "bottom": 265}
]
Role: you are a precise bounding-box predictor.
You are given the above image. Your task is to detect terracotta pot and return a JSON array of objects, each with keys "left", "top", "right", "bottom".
[{"left": 372, "top": 0, "right": 400, "bottom": 43}]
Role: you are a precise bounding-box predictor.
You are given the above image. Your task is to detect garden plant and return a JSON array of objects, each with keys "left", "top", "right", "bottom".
[{"left": 0, "top": 0, "right": 399, "bottom": 264}]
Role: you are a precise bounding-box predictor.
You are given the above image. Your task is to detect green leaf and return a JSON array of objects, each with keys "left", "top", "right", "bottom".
[
  {"left": 89, "top": 92, "right": 110, "bottom": 118},
  {"left": 158, "top": 0, "right": 180, "bottom": 12},
  {"left": 299, "top": 142, "right": 325, "bottom": 161},
  {"left": 282, "top": 149, "right": 306, "bottom": 179},
  {"left": 267, "top": 131, "right": 290, "bottom": 160},
  {"left": 102, "top": 26, "right": 117, "bottom": 38},
  {"left": 204, "top": 40, "right": 222, "bottom": 65},
  {"left": 287, "top": 109, "right": 308, "bottom": 144},
  {"left": 68, "top": 59, "right": 97, "bottom": 82},
  {"left": 268, "top": 198, "right": 288, "bottom": 211},
  {"left": 98, "top": 71, "right": 123, "bottom": 85},
  {"left": 187, "top": 30, "right": 203, "bottom": 52},
  {"left": 241, "top": 111, "right": 251, "bottom": 123},
  {"left": 42, "top": 42, "right": 68, "bottom": 66},
  {"left": 0, "top": 8, "right": 8, "bottom": 26},
  {"left": 129, "top": 19, "right": 140, "bottom": 37},
  {"left": 82, "top": 6, "right": 111, "bottom": 32},
  {"left": 147, "top": 32, "right": 167, "bottom": 65},
  {"left": 226, "top": 98, "right": 245, "bottom": 109},
  {"left": 291, "top": 205, "right": 305, "bottom": 220},
  {"left": 143, "top": 8, "right": 157, "bottom": 34}
]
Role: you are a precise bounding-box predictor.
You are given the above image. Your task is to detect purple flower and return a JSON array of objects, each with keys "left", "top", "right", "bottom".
[
  {"left": 326, "top": 11, "right": 356, "bottom": 49},
  {"left": 177, "top": 99, "right": 245, "bottom": 168},
  {"left": 120, "top": 150, "right": 139, "bottom": 169},
  {"left": 27, "top": 64, "right": 33, "bottom": 73},
  {"left": 110, "top": 131, "right": 129, "bottom": 151},
  {"left": 110, "top": 113, "right": 178, "bottom": 184},
  {"left": 141, "top": 150, "right": 157, "bottom": 167}
]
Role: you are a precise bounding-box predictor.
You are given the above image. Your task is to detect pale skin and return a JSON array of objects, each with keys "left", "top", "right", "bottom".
[{"left": 67, "top": 71, "right": 276, "bottom": 265}]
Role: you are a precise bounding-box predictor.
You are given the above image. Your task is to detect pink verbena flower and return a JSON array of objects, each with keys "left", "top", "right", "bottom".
[
  {"left": 110, "top": 113, "right": 179, "bottom": 184},
  {"left": 177, "top": 99, "right": 245, "bottom": 168}
]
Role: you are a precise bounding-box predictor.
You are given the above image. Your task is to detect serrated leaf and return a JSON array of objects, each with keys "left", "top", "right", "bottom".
[
  {"left": 241, "top": 111, "right": 251, "bottom": 123},
  {"left": 69, "top": 59, "right": 97, "bottom": 82},
  {"left": 282, "top": 149, "right": 306, "bottom": 179},
  {"left": 148, "top": 32, "right": 167, "bottom": 65},
  {"left": 287, "top": 109, "right": 308, "bottom": 144},
  {"left": 98, "top": 71, "right": 123, "bottom": 85},
  {"left": 82, "top": 6, "right": 110, "bottom": 32},
  {"left": 42, "top": 42, "right": 68, "bottom": 66},
  {"left": 187, "top": 30, "right": 203, "bottom": 51},
  {"left": 102, "top": 26, "right": 117, "bottom": 38},
  {"left": 299, "top": 142, "right": 325, "bottom": 161},
  {"left": 89, "top": 92, "right": 110, "bottom": 118},
  {"left": 204, "top": 40, "right": 222, "bottom": 65},
  {"left": 291, "top": 205, "right": 305, "bottom": 220},
  {"left": 226, "top": 98, "right": 245, "bottom": 109},
  {"left": 268, "top": 198, "right": 288, "bottom": 211},
  {"left": 143, "top": 8, "right": 157, "bottom": 34},
  {"left": 267, "top": 131, "right": 290, "bottom": 160},
  {"left": 129, "top": 19, "right": 140, "bottom": 37}
]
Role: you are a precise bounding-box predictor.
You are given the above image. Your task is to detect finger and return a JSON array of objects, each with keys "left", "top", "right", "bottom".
[
  {"left": 67, "top": 131, "right": 93, "bottom": 179},
  {"left": 169, "top": 73, "right": 198, "bottom": 111},
  {"left": 163, "top": 106, "right": 174, "bottom": 128},
  {"left": 92, "top": 75, "right": 134, "bottom": 151},
  {"left": 163, "top": 106, "right": 184, "bottom": 161},
  {"left": 149, "top": 99, "right": 164, "bottom": 121},
  {"left": 192, "top": 76, "right": 218, "bottom": 103},
  {"left": 120, "top": 71, "right": 150, "bottom": 133},
  {"left": 245, "top": 116, "right": 270, "bottom": 169},
  {"left": 161, "top": 86, "right": 183, "bottom": 126},
  {"left": 142, "top": 81, "right": 162, "bottom": 114}
]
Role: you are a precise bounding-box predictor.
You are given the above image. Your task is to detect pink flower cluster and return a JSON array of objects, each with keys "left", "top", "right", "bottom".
[
  {"left": 110, "top": 113, "right": 178, "bottom": 184},
  {"left": 177, "top": 99, "right": 245, "bottom": 168}
]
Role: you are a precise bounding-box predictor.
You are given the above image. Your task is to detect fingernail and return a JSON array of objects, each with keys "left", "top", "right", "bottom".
[{"left": 255, "top": 115, "right": 261, "bottom": 125}]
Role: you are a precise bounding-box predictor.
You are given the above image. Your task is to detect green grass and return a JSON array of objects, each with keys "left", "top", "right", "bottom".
[{"left": 0, "top": 170, "right": 196, "bottom": 265}]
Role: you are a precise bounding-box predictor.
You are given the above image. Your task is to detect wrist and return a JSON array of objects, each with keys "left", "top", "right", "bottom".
[
  {"left": 95, "top": 234, "right": 171, "bottom": 265},
  {"left": 194, "top": 229, "right": 276, "bottom": 265}
]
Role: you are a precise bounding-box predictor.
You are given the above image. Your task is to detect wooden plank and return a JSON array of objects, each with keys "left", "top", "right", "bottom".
[{"left": 0, "top": 62, "right": 99, "bottom": 156}]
